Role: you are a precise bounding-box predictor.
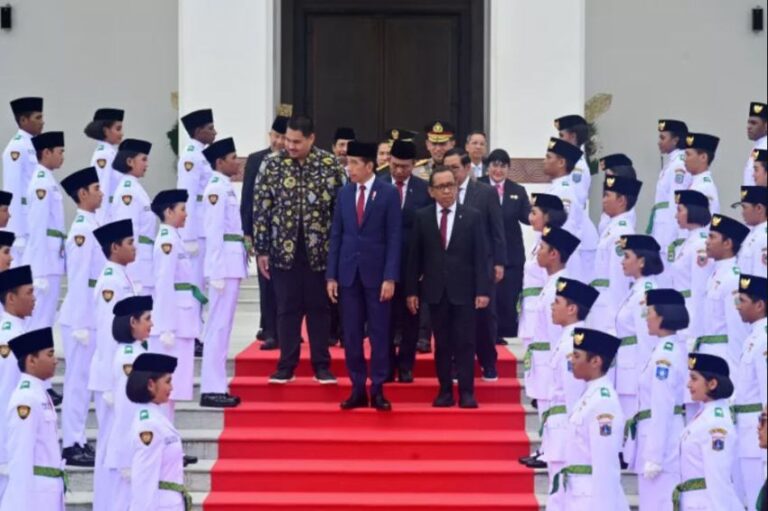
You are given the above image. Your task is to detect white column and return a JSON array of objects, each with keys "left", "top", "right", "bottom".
[
  {"left": 488, "top": 0, "right": 586, "bottom": 158},
  {"left": 178, "top": 0, "right": 277, "bottom": 154}
]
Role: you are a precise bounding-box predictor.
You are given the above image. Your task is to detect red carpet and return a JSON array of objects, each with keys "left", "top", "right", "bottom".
[{"left": 204, "top": 341, "right": 537, "bottom": 511}]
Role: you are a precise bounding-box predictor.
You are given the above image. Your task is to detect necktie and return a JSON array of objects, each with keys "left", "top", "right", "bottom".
[
  {"left": 440, "top": 208, "right": 449, "bottom": 250},
  {"left": 357, "top": 185, "right": 366, "bottom": 226},
  {"left": 396, "top": 181, "right": 405, "bottom": 207},
  {"left": 496, "top": 182, "right": 504, "bottom": 203}
]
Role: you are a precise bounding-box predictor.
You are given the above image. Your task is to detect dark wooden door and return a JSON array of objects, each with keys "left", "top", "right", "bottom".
[{"left": 283, "top": 0, "right": 484, "bottom": 152}]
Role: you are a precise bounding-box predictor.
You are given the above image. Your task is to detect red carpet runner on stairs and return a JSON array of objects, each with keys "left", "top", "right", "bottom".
[{"left": 204, "top": 342, "right": 537, "bottom": 511}]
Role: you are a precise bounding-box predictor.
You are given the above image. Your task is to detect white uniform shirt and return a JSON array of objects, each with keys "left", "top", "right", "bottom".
[
  {"left": 669, "top": 226, "right": 713, "bottom": 344},
  {"left": 0, "top": 313, "right": 26, "bottom": 467},
  {"left": 519, "top": 237, "right": 547, "bottom": 341},
  {"left": 678, "top": 399, "right": 742, "bottom": 510},
  {"left": 732, "top": 317, "right": 768, "bottom": 460},
  {"left": 649, "top": 149, "right": 689, "bottom": 251},
  {"left": 743, "top": 135, "right": 767, "bottom": 186},
  {"left": 699, "top": 257, "right": 750, "bottom": 371},
  {"left": 87, "top": 261, "right": 136, "bottom": 392},
  {"left": 104, "top": 342, "right": 146, "bottom": 470},
  {"left": 59, "top": 210, "right": 105, "bottom": 330},
  {"left": 598, "top": 209, "right": 636, "bottom": 237},
  {"left": 571, "top": 153, "right": 591, "bottom": 209},
  {"left": 111, "top": 174, "right": 156, "bottom": 291},
  {"left": 22, "top": 165, "right": 65, "bottom": 277},
  {"left": 588, "top": 211, "right": 635, "bottom": 334},
  {"left": 0, "top": 374, "right": 65, "bottom": 511},
  {"left": 562, "top": 375, "right": 629, "bottom": 511},
  {"left": 202, "top": 171, "right": 248, "bottom": 281},
  {"left": 614, "top": 276, "right": 657, "bottom": 400},
  {"left": 2, "top": 129, "right": 37, "bottom": 241},
  {"left": 738, "top": 220, "right": 767, "bottom": 276},
  {"left": 90, "top": 142, "right": 118, "bottom": 223},
  {"left": 177, "top": 139, "right": 213, "bottom": 243},
  {"left": 130, "top": 403, "right": 185, "bottom": 511},
  {"left": 688, "top": 171, "right": 720, "bottom": 215}
]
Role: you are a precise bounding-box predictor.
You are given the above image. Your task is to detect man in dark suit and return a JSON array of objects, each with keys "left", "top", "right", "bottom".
[
  {"left": 241, "top": 113, "right": 289, "bottom": 349},
  {"left": 444, "top": 149, "right": 507, "bottom": 381},
  {"left": 327, "top": 142, "right": 402, "bottom": 411},
  {"left": 379, "top": 140, "right": 433, "bottom": 383},
  {"left": 405, "top": 167, "right": 491, "bottom": 409},
  {"left": 479, "top": 149, "right": 531, "bottom": 341}
]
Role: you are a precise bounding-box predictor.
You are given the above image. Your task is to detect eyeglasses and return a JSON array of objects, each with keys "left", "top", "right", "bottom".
[{"left": 431, "top": 183, "right": 457, "bottom": 192}]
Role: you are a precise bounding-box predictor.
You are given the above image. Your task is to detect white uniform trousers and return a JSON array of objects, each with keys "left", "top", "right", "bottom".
[
  {"left": 191, "top": 238, "right": 207, "bottom": 289},
  {"left": 150, "top": 336, "right": 194, "bottom": 401},
  {"left": 29, "top": 275, "right": 61, "bottom": 330},
  {"left": 92, "top": 392, "right": 115, "bottom": 511},
  {"left": 60, "top": 325, "right": 96, "bottom": 448},
  {"left": 546, "top": 461, "right": 566, "bottom": 511},
  {"left": 618, "top": 394, "right": 638, "bottom": 431},
  {"left": 0, "top": 474, "right": 6, "bottom": 502},
  {"left": 638, "top": 471, "right": 679, "bottom": 511},
  {"left": 106, "top": 469, "right": 130, "bottom": 511},
  {"left": 200, "top": 278, "right": 240, "bottom": 394},
  {"left": 733, "top": 456, "right": 766, "bottom": 509}
]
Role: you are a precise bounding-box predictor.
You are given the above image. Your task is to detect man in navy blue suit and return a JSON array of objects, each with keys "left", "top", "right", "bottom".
[
  {"left": 327, "top": 141, "right": 402, "bottom": 411},
  {"left": 379, "top": 140, "right": 433, "bottom": 383}
]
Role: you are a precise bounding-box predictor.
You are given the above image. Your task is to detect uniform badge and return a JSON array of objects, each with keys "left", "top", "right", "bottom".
[
  {"left": 208, "top": 194, "right": 219, "bottom": 205},
  {"left": 36, "top": 189, "right": 47, "bottom": 200},
  {"left": 710, "top": 428, "right": 727, "bottom": 451},
  {"left": 140, "top": 431, "right": 154, "bottom": 446},
  {"left": 74, "top": 235, "right": 86, "bottom": 247},
  {"left": 17, "top": 405, "right": 30, "bottom": 420},
  {"left": 20, "top": 380, "right": 30, "bottom": 389},
  {"left": 663, "top": 342, "right": 674, "bottom": 352},
  {"left": 140, "top": 409, "right": 150, "bottom": 420},
  {"left": 0, "top": 345, "right": 10, "bottom": 358},
  {"left": 10, "top": 151, "right": 20, "bottom": 161},
  {"left": 96, "top": 158, "right": 107, "bottom": 169},
  {"left": 102, "top": 290, "right": 114, "bottom": 302},
  {"left": 674, "top": 169, "right": 685, "bottom": 184},
  {"left": 184, "top": 161, "right": 194, "bottom": 172},
  {"left": 572, "top": 171, "right": 582, "bottom": 183},
  {"left": 655, "top": 366, "right": 669, "bottom": 380},
  {"left": 104, "top": 267, "right": 113, "bottom": 276},
  {"left": 697, "top": 251, "right": 708, "bottom": 267},
  {"left": 1, "top": 322, "right": 10, "bottom": 331},
  {"left": 600, "top": 387, "right": 610, "bottom": 398},
  {"left": 714, "top": 407, "right": 724, "bottom": 418},
  {"left": 123, "top": 364, "right": 133, "bottom": 376},
  {"left": 597, "top": 414, "right": 614, "bottom": 436},
  {"left": 122, "top": 195, "right": 133, "bottom": 206},
  {"left": 161, "top": 243, "right": 172, "bottom": 255}
]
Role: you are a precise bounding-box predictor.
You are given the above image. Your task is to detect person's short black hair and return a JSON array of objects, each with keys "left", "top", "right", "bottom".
[
  {"left": 634, "top": 249, "right": 664, "bottom": 276},
  {"left": 564, "top": 297, "right": 590, "bottom": 321},
  {"left": 152, "top": 202, "right": 184, "bottom": 222},
  {"left": 0, "top": 286, "right": 23, "bottom": 307},
  {"left": 126, "top": 370, "right": 168, "bottom": 404},
  {"left": 287, "top": 115, "right": 314, "bottom": 137},
  {"left": 113, "top": 150, "right": 138, "bottom": 173},
  {"left": 562, "top": 125, "right": 589, "bottom": 147},
  {"left": 16, "top": 349, "right": 46, "bottom": 373},
  {"left": 444, "top": 148, "right": 471, "bottom": 166},
  {"left": 429, "top": 166, "right": 455, "bottom": 187},
  {"left": 101, "top": 237, "right": 130, "bottom": 260},
  {"left": 721, "top": 233, "right": 744, "bottom": 255},
  {"left": 693, "top": 148, "right": 716, "bottom": 165},
  {"left": 466, "top": 131, "right": 487, "bottom": 143},
  {"left": 610, "top": 191, "right": 639, "bottom": 211},
  {"left": 685, "top": 204, "right": 712, "bottom": 227},
  {"left": 586, "top": 351, "right": 614, "bottom": 374},
  {"left": 563, "top": 157, "right": 576, "bottom": 173},
  {"left": 112, "top": 313, "right": 145, "bottom": 343},
  {"left": 14, "top": 111, "right": 37, "bottom": 125},
  {"left": 669, "top": 129, "right": 687, "bottom": 150},
  {"left": 654, "top": 303, "right": 690, "bottom": 331},
  {"left": 542, "top": 208, "right": 567, "bottom": 229},
  {"left": 700, "top": 371, "right": 734, "bottom": 400},
  {"left": 84, "top": 119, "right": 118, "bottom": 141}
]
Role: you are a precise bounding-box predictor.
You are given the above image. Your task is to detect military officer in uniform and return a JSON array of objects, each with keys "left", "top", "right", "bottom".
[
  {"left": 23, "top": 131, "right": 66, "bottom": 331},
  {"left": 0, "top": 265, "right": 36, "bottom": 499},
  {"left": 737, "top": 186, "right": 767, "bottom": 275},
  {"left": 58, "top": 167, "right": 104, "bottom": 467},
  {"left": 413, "top": 121, "right": 456, "bottom": 181},
  {"left": 375, "top": 128, "right": 418, "bottom": 178},
  {"left": 3, "top": 97, "right": 44, "bottom": 263},
  {"left": 676, "top": 353, "right": 742, "bottom": 511},
  {"left": 550, "top": 327, "right": 629, "bottom": 511},
  {"left": 111, "top": 138, "right": 156, "bottom": 296},
  {"left": 555, "top": 115, "right": 591, "bottom": 208},
  {"left": 684, "top": 133, "right": 721, "bottom": 214},
  {"left": 199, "top": 138, "right": 245, "bottom": 408},
  {"left": 84, "top": 108, "right": 125, "bottom": 224},
  {"left": 744, "top": 102, "right": 767, "bottom": 186},
  {"left": 1, "top": 328, "right": 65, "bottom": 511}
]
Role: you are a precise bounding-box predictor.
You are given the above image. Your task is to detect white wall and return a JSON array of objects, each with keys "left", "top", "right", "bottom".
[
  {"left": 178, "top": 0, "right": 277, "bottom": 158},
  {"left": 0, "top": 0, "right": 179, "bottom": 220},
  {"left": 586, "top": 0, "right": 768, "bottom": 224}
]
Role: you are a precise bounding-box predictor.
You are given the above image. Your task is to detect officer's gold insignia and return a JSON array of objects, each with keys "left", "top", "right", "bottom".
[
  {"left": 208, "top": 194, "right": 219, "bottom": 205},
  {"left": 96, "top": 158, "right": 107, "bottom": 169},
  {"left": 391, "top": 129, "right": 400, "bottom": 140},
  {"left": 543, "top": 226, "right": 552, "bottom": 236},
  {"left": 675, "top": 192, "right": 681, "bottom": 204},
  {"left": 554, "top": 120, "right": 560, "bottom": 130},
  {"left": 36, "top": 189, "right": 46, "bottom": 200},
  {"left": 0, "top": 345, "right": 9, "bottom": 359},
  {"left": 741, "top": 189, "right": 748, "bottom": 200},
  {"left": 658, "top": 121, "right": 666, "bottom": 132},
  {"left": 754, "top": 104, "right": 765, "bottom": 114},
  {"left": 184, "top": 161, "right": 194, "bottom": 172},
  {"left": 573, "top": 332, "right": 584, "bottom": 346},
  {"left": 740, "top": 277, "right": 751, "bottom": 290},
  {"left": 599, "top": 159, "right": 606, "bottom": 171},
  {"left": 140, "top": 431, "right": 153, "bottom": 445},
  {"left": 122, "top": 195, "right": 133, "bottom": 206},
  {"left": 433, "top": 122, "right": 444, "bottom": 134},
  {"left": 123, "top": 364, "right": 133, "bottom": 376},
  {"left": 74, "top": 235, "right": 86, "bottom": 247},
  {"left": 688, "top": 356, "right": 696, "bottom": 370},
  {"left": 548, "top": 140, "right": 556, "bottom": 150},
  {"left": 606, "top": 177, "right": 615, "bottom": 188},
  {"left": 711, "top": 215, "right": 722, "bottom": 227},
  {"left": 161, "top": 243, "right": 173, "bottom": 255},
  {"left": 557, "top": 280, "right": 567, "bottom": 292},
  {"left": 754, "top": 150, "right": 760, "bottom": 160},
  {"left": 102, "top": 290, "right": 114, "bottom": 302},
  {"left": 686, "top": 135, "right": 695, "bottom": 147},
  {"left": 17, "top": 405, "right": 30, "bottom": 420},
  {"left": 531, "top": 195, "right": 537, "bottom": 206},
  {"left": 10, "top": 151, "right": 20, "bottom": 161},
  {"left": 619, "top": 237, "right": 628, "bottom": 249}
]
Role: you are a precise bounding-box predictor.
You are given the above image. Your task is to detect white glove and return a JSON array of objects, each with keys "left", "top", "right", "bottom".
[
  {"left": 13, "top": 237, "right": 27, "bottom": 249},
  {"left": 209, "top": 279, "right": 226, "bottom": 291},
  {"left": 160, "top": 331, "right": 175, "bottom": 347},
  {"left": 643, "top": 461, "right": 663, "bottom": 480},
  {"left": 103, "top": 391, "right": 114, "bottom": 407},
  {"left": 33, "top": 278, "right": 49, "bottom": 291},
  {"left": 72, "top": 329, "right": 90, "bottom": 346},
  {"left": 133, "top": 282, "right": 144, "bottom": 294},
  {"left": 184, "top": 240, "right": 200, "bottom": 256}
]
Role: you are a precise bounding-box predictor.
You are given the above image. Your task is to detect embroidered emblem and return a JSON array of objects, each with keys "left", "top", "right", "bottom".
[
  {"left": 208, "top": 194, "right": 219, "bottom": 205},
  {"left": 74, "top": 235, "right": 86, "bottom": 247},
  {"left": 140, "top": 431, "right": 154, "bottom": 446},
  {"left": 17, "top": 405, "right": 30, "bottom": 420},
  {"left": 161, "top": 243, "right": 173, "bottom": 255},
  {"left": 122, "top": 195, "right": 133, "bottom": 206},
  {"left": 96, "top": 158, "right": 107, "bottom": 169},
  {"left": 10, "top": 151, "right": 20, "bottom": 161},
  {"left": 36, "top": 189, "right": 46, "bottom": 200},
  {"left": 0, "top": 345, "right": 10, "bottom": 358},
  {"left": 102, "top": 290, "right": 114, "bottom": 302}
]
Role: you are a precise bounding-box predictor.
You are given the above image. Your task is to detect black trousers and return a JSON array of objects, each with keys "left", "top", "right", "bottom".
[
  {"left": 271, "top": 248, "right": 331, "bottom": 374},
  {"left": 430, "top": 294, "right": 476, "bottom": 394},
  {"left": 257, "top": 271, "right": 278, "bottom": 340},
  {"left": 474, "top": 280, "right": 498, "bottom": 371},
  {"left": 496, "top": 264, "right": 523, "bottom": 338},
  {"left": 389, "top": 283, "right": 420, "bottom": 372}
]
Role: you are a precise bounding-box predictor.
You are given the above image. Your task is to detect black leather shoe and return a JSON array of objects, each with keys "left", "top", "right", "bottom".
[
  {"left": 62, "top": 445, "right": 95, "bottom": 467},
  {"left": 530, "top": 398, "right": 538, "bottom": 410},
  {"left": 432, "top": 392, "right": 455, "bottom": 408},
  {"left": 495, "top": 337, "right": 509, "bottom": 346},
  {"left": 200, "top": 393, "right": 241, "bottom": 408},
  {"left": 183, "top": 455, "right": 198, "bottom": 467},
  {"left": 371, "top": 393, "right": 392, "bottom": 412},
  {"left": 194, "top": 338, "right": 204, "bottom": 357},
  {"left": 398, "top": 369, "right": 414, "bottom": 383},
  {"left": 82, "top": 442, "right": 95, "bottom": 457},
  {"left": 526, "top": 456, "right": 547, "bottom": 469},
  {"left": 47, "top": 388, "right": 63, "bottom": 407},
  {"left": 385, "top": 372, "right": 396, "bottom": 383},
  {"left": 416, "top": 338, "right": 432, "bottom": 354},
  {"left": 459, "top": 392, "right": 479, "bottom": 409},
  {"left": 393, "top": 333, "right": 403, "bottom": 347},
  {"left": 328, "top": 337, "right": 340, "bottom": 347},
  {"left": 340, "top": 392, "right": 369, "bottom": 410},
  {"left": 619, "top": 453, "right": 629, "bottom": 470},
  {"left": 260, "top": 338, "right": 279, "bottom": 351},
  {"left": 256, "top": 329, "right": 266, "bottom": 341}
]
